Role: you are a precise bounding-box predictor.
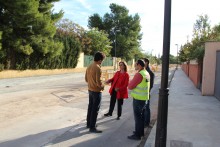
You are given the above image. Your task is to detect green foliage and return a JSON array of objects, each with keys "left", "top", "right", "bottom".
[
  {"left": 88, "top": 3, "right": 142, "bottom": 61},
  {"left": 179, "top": 14, "right": 211, "bottom": 63},
  {"left": 209, "top": 24, "right": 220, "bottom": 41},
  {"left": 193, "top": 14, "right": 211, "bottom": 40},
  {"left": 0, "top": 0, "right": 64, "bottom": 69},
  {"left": 169, "top": 54, "right": 177, "bottom": 64},
  {"left": 88, "top": 13, "right": 104, "bottom": 30},
  {"left": 85, "top": 28, "right": 112, "bottom": 56},
  {"left": 55, "top": 19, "right": 83, "bottom": 68}
]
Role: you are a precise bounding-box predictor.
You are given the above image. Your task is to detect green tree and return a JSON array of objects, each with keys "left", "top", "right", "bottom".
[
  {"left": 88, "top": 13, "right": 104, "bottom": 30},
  {"left": 209, "top": 24, "right": 220, "bottom": 41},
  {"left": 88, "top": 3, "right": 142, "bottom": 60},
  {"left": 0, "top": 0, "right": 63, "bottom": 69},
  {"left": 55, "top": 19, "right": 83, "bottom": 68},
  {"left": 169, "top": 54, "right": 177, "bottom": 64},
  {"left": 193, "top": 14, "right": 211, "bottom": 40},
  {"left": 191, "top": 15, "right": 211, "bottom": 62},
  {"left": 179, "top": 14, "right": 211, "bottom": 63},
  {"left": 85, "top": 28, "right": 112, "bottom": 56},
  {"left": 179, "top": 43, "right": 191, "bottom": 62}
]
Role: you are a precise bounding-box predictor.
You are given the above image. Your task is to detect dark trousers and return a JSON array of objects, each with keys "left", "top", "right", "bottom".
[
  {"left": 86, "top": 90, "right": 102, "bottom": 129},
  {"left": 108, "top": 90, "right": 124, "bottom": 117},
  {"left": 133, "top": 99, "right": 146, "bottom": 137},
  {"left": 144, "top": 100, "right": 150, "bottom": 126}
]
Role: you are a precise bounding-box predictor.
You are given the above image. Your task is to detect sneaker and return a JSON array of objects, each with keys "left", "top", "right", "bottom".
[
  {"left": 127, "top": 134, "right": 141, "bottom": 140},
  {"left": 89, "top": 128, "right": 102, "bottom": 133},
  {"left": 104, "top": 113, "right": 112, "bottom": 117}
]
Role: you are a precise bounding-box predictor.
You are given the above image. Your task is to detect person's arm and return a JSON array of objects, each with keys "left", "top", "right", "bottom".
[
  {"left": 106, "top": 71, "right": 118, "bottom": 84},
  {"left": 128, "top": 73, "right": 143, "bottom": 90},
  {"left": 96, "top": 67, "right": 104, "bottom": 90}
]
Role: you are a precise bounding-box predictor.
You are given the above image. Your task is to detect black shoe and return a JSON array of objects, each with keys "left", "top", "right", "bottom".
[
  {"left": 132, "top": 131, "right": 144, "bottom": 137},
  {"left": 127, "top": 134, "right": 141, "bottom": 140},
  {"left": 89, "top": 128, "right": 102, "bottom": 133},
  {"left": 116, "top": 117, "right": 120, "bottom": 120},
  {"left": 104, "top": 113, "right": 112, "bottom": 117}
]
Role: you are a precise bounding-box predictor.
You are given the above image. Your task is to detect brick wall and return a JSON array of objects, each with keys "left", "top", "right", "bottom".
[{"left": 181, "top": 61, "right": 202, "bottom": 89}]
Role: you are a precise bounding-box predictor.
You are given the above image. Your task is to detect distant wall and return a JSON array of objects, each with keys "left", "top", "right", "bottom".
[
  {"left": 181, "top": 60, "right": 202, "bottom": 89},
  {"left": 76, "top": 52, "right": 84, "bottom": 68}
]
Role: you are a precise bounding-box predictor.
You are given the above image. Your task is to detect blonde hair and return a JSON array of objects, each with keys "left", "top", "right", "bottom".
[{"left": 119, "top": 61, "right": 128, "bottom": 72}]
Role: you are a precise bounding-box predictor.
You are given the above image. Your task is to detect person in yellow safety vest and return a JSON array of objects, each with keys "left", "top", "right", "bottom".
[{"left": 127, "top": 59, "right": 150, "bottom": 140}]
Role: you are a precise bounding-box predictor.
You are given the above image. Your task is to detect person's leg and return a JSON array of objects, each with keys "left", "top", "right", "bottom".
[
  {"left": 86, "top": 90, "right": 93, "bottom": 127},
  {"left": 134, "top": 99, "right": 145, "bottom": 137},
  {"left": 145, "top": 100, "right": 150, "bottom": 126},
  {"left": 128, "top": 99, "right": 144, "bottom": 140},
  {"left": 108, "top": 90, "right": 116, "bottom": 115},
  {"left": 117, "top": 99, "right": 123, "bottom": 118},
  {"left": 90, "top": 91, "right": 102, "bottom": 129}
]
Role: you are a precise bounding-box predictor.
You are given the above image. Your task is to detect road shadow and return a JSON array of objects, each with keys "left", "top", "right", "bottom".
[{"left": 0, "top": 116, "right": 118, "bottom": 147}]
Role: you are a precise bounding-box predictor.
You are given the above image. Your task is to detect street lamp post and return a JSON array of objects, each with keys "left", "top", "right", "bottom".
[
  {"left": 175, "top": 44, "right": 178, "bottom": 69},
  {"left": 114, "top": 30, "right": 119, "bottom": 71},
  {"left": 155, "top": 0, "right": 171, "bottom": 146}
]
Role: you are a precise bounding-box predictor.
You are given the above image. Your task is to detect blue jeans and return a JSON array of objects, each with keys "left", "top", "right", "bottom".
[
  {"left": 86, "top": 90, "right": 102, "bottom": 129},
  {"left": 133, "top": 99, "right": 146, "bottom": 137},
  {"left": 144, "top": 100, "right": 150, "bottom": 126}
]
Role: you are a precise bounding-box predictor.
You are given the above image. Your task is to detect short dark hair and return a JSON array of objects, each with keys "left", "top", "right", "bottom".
[
  {"left": 143, "top": 58, "right": 149, "bottom": 63},
  {"left": 137, "top": 59, "right": 145, "bottom": 67},
  {"left": 143, "top": 58, "right": 149, "bottom": 66},
  {"left": 94, "top": 52, "right": 105, "bottom": 61}
]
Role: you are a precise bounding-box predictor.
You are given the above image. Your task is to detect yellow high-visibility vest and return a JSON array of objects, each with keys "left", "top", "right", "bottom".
[{"left": 131, "top": 70, "right": 150, "bottom": 101}]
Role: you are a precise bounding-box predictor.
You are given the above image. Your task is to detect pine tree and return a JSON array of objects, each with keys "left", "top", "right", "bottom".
[{"left": 0, "top": 0, "right": 63, "bottom": 69}]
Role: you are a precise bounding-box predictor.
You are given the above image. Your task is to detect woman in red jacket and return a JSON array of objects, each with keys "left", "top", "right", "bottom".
[{"left": 104, "top": 61, "right": 129, "bottom": 120}]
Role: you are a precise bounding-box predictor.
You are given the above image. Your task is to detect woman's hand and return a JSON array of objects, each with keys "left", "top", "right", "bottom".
[{"left": 115, "top": 88, "right": 119, "bottom": 92}]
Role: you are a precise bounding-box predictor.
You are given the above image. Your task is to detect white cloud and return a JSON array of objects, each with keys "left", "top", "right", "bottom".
[
  {"left": 54, "top": 0, "right": 220, "bottom": 56},
  {"left": 75, "top": 0, "right": 93, "bottom": 11}
]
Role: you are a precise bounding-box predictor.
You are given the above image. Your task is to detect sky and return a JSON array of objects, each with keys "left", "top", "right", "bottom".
[{"left": 53, "top": 0, "right": 220, "bottom": 56}]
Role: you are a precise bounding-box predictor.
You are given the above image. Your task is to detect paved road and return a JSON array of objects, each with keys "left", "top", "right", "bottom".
[{"left": 0, "top": 71, "right": 162, "bottom": 147}]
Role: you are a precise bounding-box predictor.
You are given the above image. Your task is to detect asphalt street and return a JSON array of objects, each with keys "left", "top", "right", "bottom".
[{"left": 0, "top": 70, "right": 164, "bottom": 147}]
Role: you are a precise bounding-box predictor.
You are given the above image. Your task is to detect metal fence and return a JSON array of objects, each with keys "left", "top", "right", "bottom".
[{"left": 84, "top": 55, "right": 113, "bottom": 67}]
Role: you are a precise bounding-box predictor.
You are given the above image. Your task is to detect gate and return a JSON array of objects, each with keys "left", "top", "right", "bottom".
[{"left": 214, "top": 51, "right": 220, "bottom": 100}]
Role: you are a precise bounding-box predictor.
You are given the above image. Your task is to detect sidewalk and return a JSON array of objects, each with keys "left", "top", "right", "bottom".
[{"left": 145, "top": 69, "right": 220, "bottom": 147}]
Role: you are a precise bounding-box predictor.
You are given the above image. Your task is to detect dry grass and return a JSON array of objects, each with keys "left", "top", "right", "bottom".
[
  {"left": 0, "top": 64, "right": 166, "bottom": 79},
  {"left": 0, "top": 66, "right": 115, "bottom": 79}
]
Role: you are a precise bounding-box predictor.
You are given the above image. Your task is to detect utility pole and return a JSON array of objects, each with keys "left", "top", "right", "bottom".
[
  {"left": 155, "top": 0, "right": 172, "bottom": 146},
  {"left": 175, "top": 44, "right": 178, "bottom": 69},
  {"left": 114, "top": 30, "right": 120, "bottom": 71}
]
